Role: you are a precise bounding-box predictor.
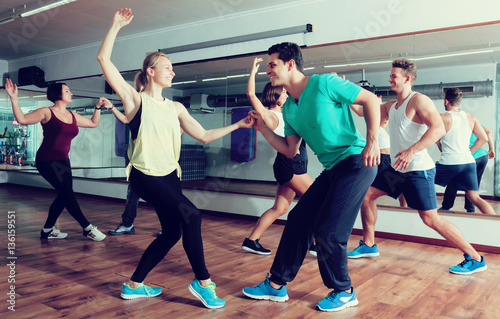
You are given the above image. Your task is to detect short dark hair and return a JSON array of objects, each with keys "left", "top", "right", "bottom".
[
  {"left": 46, "top": 83, "right": 66, "bottom": 103},
  {"left": 268, "top": 42, "right": 305, "bottom": 75},
  {"left": 261, "top": 82, "right": 284, "bottom": 107},
  {"left": 392, "top": 59, "right": 417, "bottom": 84},
  {"left": 445, "top": 87, "right": 463, "bottom": 106}
]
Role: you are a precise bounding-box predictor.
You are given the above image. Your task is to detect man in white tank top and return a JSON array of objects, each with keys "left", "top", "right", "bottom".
[
  {"left": 348, "top": 60, "right": 487, "bottom": 275},
  {"left": 435, "top": 88, "right": 495, "bottom": 215}
]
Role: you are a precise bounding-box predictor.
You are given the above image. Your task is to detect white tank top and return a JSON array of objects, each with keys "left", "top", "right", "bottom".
[
  {"left": 378, "top": 126, "right": 390, "bottom": 149},
  {"left": 388, "top": 91, "right": 435, "bottom": 172},
  {"left": 270, "top": 110, "right": 285, "bottom": 137},
  {"left": 438, "top": 111, "right": 474, "bottom": 165}
]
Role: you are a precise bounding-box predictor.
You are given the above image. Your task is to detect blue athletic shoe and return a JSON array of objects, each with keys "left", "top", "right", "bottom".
[
  {"left": 120, "top": 282, "right": 162, "bottom": 299},
  {"left": 316, "top": 288, "right": 358, "bottom": 312},
  {"left": 188, "top": 279, "right": 225, "bottom": 309},
  {"left": 242, "top": 275, "right": 289, "bottom": 302},
  {"left": 347, "top": 240, "right": 380, "bottom": 259},
  {"left": 449, "top": 254, "right": 487, "bottom": 275}
]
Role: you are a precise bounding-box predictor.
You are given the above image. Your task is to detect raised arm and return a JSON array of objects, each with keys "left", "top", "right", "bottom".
[
  {"left": 247, "top": 57, "right": 279, "bottom": 131},
  {"left": 5, "top": 78, "right": 48, "bottom": 125},
  {"left": 177, "top": 102, "right": 254, "bottom": 144},
  {"left": 97, "top": 8, "right": 140, "bottom": 117},
  {"left": 351, "top": 88, "right": 380, "bottom": 167},
  {"left": 468, "top": 115, "right": 488, "bottom": 154}
]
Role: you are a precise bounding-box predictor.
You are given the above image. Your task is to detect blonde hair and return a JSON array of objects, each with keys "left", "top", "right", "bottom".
[{"left": 134, "top": 52, "right": 170, "bottom": 92}]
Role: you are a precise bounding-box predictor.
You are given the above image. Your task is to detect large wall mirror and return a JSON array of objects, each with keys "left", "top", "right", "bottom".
[{"left": 1, "top": 22, "right": 499, "bottom": 214}]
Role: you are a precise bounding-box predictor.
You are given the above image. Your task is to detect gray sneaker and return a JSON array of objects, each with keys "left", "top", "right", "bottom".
[{"left": 109, "top": 224, "right": 135, "bottom": 235}]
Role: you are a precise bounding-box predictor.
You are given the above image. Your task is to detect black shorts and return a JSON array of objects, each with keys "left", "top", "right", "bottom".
[
  {"left": 378, "top": 153, "right": 391, "bottom": 173},
  {"left": 273, "top": 140, "right": 308, "bottom": 185}
]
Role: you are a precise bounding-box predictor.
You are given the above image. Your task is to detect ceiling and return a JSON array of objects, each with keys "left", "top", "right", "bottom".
[{"left": 1, "top": 1, "right": 500, "bottom": 105}]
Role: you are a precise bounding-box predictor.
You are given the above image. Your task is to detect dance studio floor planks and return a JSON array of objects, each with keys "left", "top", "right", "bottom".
[{"left": 1, "top": 183, "right": 500, "bottom": 319}]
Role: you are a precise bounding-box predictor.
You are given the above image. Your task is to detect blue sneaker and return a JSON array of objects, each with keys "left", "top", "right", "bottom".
[
  {"left": 242, "top": 275, "right": 289, "bottom": 302},
  {"left": 449, "top": 254, "right": 487, "bottom": 275},
  {"left": 188, "top": 279, "right": 225, "bottom": 309},
  {"left": 438, "top": 207, "right": 451, "bottom": 211},
  {"left": 316, "top": 288, "right": 358, "bottom": 312},
  {"left": 347, "top": 240, "right": 380, "bottom": 259},
  {"left": 120, "top": 282, "right": 162, "bottom": 299}
]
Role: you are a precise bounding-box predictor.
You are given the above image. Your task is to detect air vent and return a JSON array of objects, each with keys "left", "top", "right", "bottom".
[{"left": 442, "top": 85, "right": 474, "bottom": 94}]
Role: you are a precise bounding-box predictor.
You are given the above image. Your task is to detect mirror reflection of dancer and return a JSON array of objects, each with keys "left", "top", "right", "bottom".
[
  {"left": 97, "top": 8, "right": 254, "bottom": 308},
  {"left": 241, "top": 57, "right": 314, "bottom": 255},
  {"left": 434, "top": 88, "right": 496, "bottom": 215},
  {"left": 5, "top": 78, "right": 107, "bottom": 241},
  {"left": 440, "top": 122, "right": 495, "bottom": 212},
  {"left": 348, "top": 60, "right": 487, "bottom": 275},
  {"left": 106, "top": 105, "right": 140, "bottom": 236},
  {"left": 243, "top": 42, "right": 380, "bottom": 313}
]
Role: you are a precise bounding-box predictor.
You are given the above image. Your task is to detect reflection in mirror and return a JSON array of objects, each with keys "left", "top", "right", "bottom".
[{"left": 1, "top": 23, "right": 498, "bottom": 215}]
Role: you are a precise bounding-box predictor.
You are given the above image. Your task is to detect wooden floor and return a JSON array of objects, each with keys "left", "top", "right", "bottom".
[{"left": 1, "top": 184, "right": 500, "bottom": 319}]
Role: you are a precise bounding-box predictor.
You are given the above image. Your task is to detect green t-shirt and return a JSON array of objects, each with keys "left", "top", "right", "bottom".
[{"left": 283, "top": 74, "right": 365, "bottom": 170}]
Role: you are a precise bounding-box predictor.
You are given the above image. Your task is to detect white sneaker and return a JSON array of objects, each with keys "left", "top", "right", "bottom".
[
  {"left": 40, "top": 227, "right": 68, "bottom": 239},
  {"left": 51, "top": 228, "right": 68, "bottom": 239},
  {"left": 84, "top": 226, "right": 106, "bottom": 241}
]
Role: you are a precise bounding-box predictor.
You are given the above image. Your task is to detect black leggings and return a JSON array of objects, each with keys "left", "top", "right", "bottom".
[
  {"left": 36, "top": 158, "right": 90, "bottom": 229},
  {"left": 129, "top": 167, "right": 209, "bottom": 283}
]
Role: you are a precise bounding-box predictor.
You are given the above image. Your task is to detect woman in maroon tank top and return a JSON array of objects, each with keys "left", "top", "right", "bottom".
[{"left": 5, "top": 78, "right": 110, "bottom": 242}]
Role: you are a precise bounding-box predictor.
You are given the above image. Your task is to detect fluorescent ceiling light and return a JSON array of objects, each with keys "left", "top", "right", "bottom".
[
  {"left": 226, "top": 74, "right": 249, "bottom": 79},
  {"left": 171, "top": 80, "right": 197, "bottom": 85},
  {"left": 412, "top": 49, "right": 494, "bottom": 61},
  {"left": 202, "top": 77, "right": 227, "bottom": 82},
  {"left": 20, "top": 0, "right": 77, "bottom": 18},
  {"left": 0, "top": 17, "right": 14, "bottom": 25},
  {"left": 323, "top": 59, "right": 393, "bottom": 69},
  {"left": 323, "top": 49, "right": 496, "bottom": 69}
]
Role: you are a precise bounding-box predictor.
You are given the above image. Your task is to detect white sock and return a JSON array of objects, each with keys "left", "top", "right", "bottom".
[
  {"left": 84, "top": 224, "right": 93, "bottom": 231},
  {"left": 43, "top": 227, "right": 53, "bottom": 233}
]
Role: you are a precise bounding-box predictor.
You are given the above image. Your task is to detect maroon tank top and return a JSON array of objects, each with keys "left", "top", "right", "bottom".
[{"left": 36, "top": 108, "right": 79, "bottom": 161}]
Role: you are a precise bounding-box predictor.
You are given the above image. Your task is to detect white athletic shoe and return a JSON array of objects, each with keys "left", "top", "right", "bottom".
[{"left": 83, "top": 226, "right": 106, "bottom": 241}]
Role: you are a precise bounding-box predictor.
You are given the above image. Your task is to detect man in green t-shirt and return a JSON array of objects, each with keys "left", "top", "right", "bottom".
[{"left": 242, "top": 42, "right": 381, "bottom": 312}]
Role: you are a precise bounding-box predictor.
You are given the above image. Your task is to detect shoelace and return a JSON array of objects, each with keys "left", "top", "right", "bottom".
[
  {"left": 205, "top": 284, "right": 218, "bottom": 300},
  {"left": 132, "top": 283, "right": 152, "bottom": 296},
  {"left": 458, "top": 258, "right": 472, "bottom": 267},
  {"left": 327, "top": 290, "right": 340, "bottom": 301},
  {"left": 144, "top": 285, "right": 155, "bottom": 296}
]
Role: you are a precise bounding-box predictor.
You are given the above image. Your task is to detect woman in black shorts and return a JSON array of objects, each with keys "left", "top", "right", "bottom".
[{"left": 241, "top": 58, "right": 314, "bottom": 255}]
